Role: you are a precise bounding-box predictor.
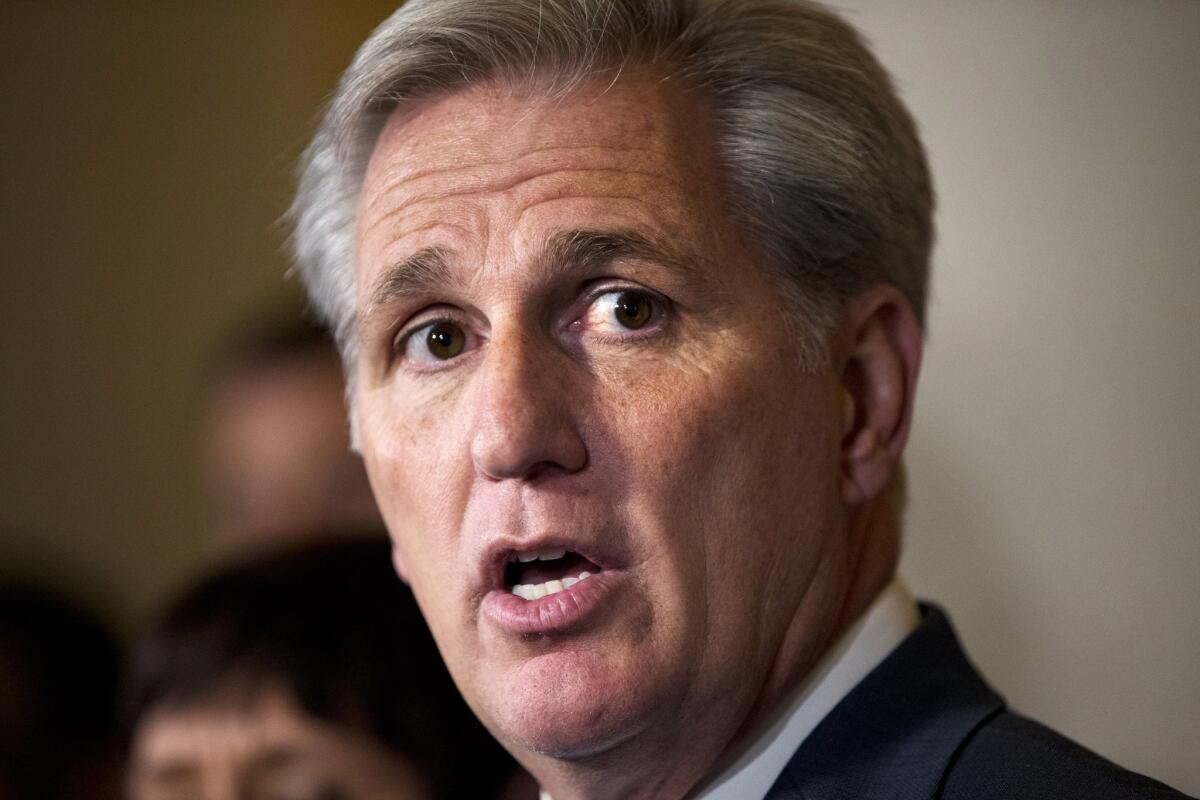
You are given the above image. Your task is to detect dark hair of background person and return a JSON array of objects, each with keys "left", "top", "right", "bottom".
[
  {"left": 0, "top": 584, "right": 122, "bottom": 800},
  {"left": 205, "top": 311, "right": 335, "bottom": 383},
  {"left": 121, "top": 537, "right": 521, "bottom": 800}
]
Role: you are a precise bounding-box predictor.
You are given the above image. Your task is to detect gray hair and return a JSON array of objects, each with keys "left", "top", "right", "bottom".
[{"left": 290, "top": 0, "right": 933, "bottom": 378}]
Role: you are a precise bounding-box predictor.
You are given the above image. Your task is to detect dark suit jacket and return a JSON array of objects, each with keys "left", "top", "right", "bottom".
[{"left": 765, "top": 605, "right": 1193, "bottom": 799}]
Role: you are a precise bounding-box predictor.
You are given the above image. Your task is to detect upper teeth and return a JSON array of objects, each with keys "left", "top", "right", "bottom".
[
  {"left": 512, "top": 571, "right": 594, "bottom": 600},
  {"left": 515, "top": 547, "right": 566, "bottom": 563}
]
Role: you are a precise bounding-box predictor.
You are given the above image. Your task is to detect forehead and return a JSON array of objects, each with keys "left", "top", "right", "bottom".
[
  {"left": 133, "top": 694, "right": 308, "bottom": 765},
  {"left": 363, "top": 75, "right": 712, "bottom": 192},
  {"left": 354, "top": 76, "right": 729, "bottom": 279}
]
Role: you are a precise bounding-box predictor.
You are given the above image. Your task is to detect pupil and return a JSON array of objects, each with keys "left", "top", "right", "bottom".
[
  {"left": 615, "top": 292, "right": 651, "bottom": 329},
  {"left": 427, "top": 322, "right": 464, "bottom": 359}
]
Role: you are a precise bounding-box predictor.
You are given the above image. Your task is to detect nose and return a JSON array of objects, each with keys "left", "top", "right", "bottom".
[{"left": 469, "top": 331, "right": 587, "bottom": 482}]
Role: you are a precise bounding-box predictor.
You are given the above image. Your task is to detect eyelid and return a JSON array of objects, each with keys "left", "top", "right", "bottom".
[
  {"left": 575, "top": 284, "right": 671, "bottom": 337},
  {"left": 392, "top": 305, "right": 451, "bottom": 349},
  {"left": 389, "top": 305, "right": 479, "bottom": 367},
  {"left": 582, "top": 278, "right": 666, "bottom": 306}
]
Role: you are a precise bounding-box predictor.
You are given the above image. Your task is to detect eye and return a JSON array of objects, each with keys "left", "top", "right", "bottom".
[
  {"left": 397, "top": 319, "right": 470, "bottom": 365},
  {"left": 584, "top": 289, "right": 659, "bottom": 334}
]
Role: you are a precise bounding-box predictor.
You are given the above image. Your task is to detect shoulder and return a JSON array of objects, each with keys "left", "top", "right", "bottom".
[{"left": 943, "top": 710, "right": 1194, "bottom": 800}]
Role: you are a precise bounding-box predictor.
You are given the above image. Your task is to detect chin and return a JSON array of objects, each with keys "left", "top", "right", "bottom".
[{"left": 487, "top": 647, "right": 660, "bottom": 760}]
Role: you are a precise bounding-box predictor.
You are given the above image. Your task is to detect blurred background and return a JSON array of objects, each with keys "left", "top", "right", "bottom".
[{"left": 1, "top": 0, "right": 1197, "bottom": 796}]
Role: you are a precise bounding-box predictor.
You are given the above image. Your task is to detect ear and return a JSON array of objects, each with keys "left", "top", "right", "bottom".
[
  {"left": 391, "top": 543, "right": 412, "bottom": 584},
  {"left": 838, "top": 285, "right": 924, "bottom": 505}
]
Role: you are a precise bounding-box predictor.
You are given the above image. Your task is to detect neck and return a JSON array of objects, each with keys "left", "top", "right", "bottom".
[
  {"left": 746, "top": 495, "right": 900, "bottom": 739},
  {"left": 530, "top": 499, "right": 901, "bottom": 800}
]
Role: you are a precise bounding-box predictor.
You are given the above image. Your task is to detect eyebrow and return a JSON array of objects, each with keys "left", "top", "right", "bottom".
[
  {"left": 139, "top": 761, "right": 200, "bottom": 785},
  {"left": 241, "top": 745, "right": 306, "bottom": 785},
  {"left": 365, "top": 245, "right": 454, "bottom": 318},
  {"left": 363, "top": 228, "right": 698, "bottom": 322},
  {"left": 541, "top": 228, "right": 692, "bottom": 281}
]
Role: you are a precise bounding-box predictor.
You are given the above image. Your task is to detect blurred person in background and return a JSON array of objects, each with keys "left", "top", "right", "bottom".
[
  {"left": 203, "top": 313, "right": 382, "bottom": 550},
  {"left": 0, "top": 584, "right": 122, "bottom": 800},
  {"left": 123, "top": 537, "right": 532, "bottom": 800}
]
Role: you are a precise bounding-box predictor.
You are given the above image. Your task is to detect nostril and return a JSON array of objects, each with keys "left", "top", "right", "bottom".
[
  {"left": 471, "top": 421, "right": 587, "bottom": 481},
  {"left": 523, "top": 458, "right": 581, "bottom": 482}
]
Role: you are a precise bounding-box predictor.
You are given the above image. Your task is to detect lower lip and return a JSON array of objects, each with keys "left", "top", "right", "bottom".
[{"left": 481, "top": 570, "right": 623, "bottom": 636}]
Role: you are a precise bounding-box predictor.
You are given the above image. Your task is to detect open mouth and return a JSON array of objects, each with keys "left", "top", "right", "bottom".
[
  {"left": 504, "top": 547, "right": 603, "bottom": 601},
  {"left": 482, "top": 542, "right": 623, "bottom": 635}
]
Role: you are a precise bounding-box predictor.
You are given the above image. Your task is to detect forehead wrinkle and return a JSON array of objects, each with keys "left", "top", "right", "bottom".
[
  {"left": 360, "top": 212, "right": 477, "bottom": 268},
  {"left": 360, "top": 142, "right": 668, "bottom": 239},
  {"left": 361, "top": 165, "right": 489, "bottom": 240},
  {"left": 372, "top": 142, "right": 662, "bottom": 196},
  {"left": 513, "top": 193, "right": 666, "bottom": 230},
  {"left": 510, "top": 160, "right": 689, "bottom": 230},
  {"left": 362, "top": 166, "right": 672, "bottom": 243},
  {"left": 387, "top": 219, "right": 474, "bottom": 248}
]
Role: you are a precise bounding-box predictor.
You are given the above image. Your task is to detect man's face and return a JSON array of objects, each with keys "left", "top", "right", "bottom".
[
  {"left": 353, "top": 78, "right": 850, "bottom": 760},
  {"left": 129, "top": 689, "right": 430, "bottom": 800},
  {"left": 205, "top": 353, "right": 381, "bottom": 548}
]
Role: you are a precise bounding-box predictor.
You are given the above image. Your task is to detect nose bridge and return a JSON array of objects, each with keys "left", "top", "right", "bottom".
[{"left": 470, "top": 323, "right": 586, "bottom": 481}]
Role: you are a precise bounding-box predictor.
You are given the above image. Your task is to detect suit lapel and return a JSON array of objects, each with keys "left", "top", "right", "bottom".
[{"left": 765, "top": 606, "right": 1003, "bottom": 800}]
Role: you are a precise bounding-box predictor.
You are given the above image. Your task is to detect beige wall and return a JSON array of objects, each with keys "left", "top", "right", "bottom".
[
  {"left": 835, "top": 0, "right": 1200, "bottom": 794},
  {"left": 1, "top": 1, "right": 1196, "bottom": 794},
  {"left": 0, "top": 2, "right": 397, "bottom": 628}
]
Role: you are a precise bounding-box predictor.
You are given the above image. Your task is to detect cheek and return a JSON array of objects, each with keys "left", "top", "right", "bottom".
[
  {"left": 607, "top": 342, "right": 837, "bottom": 506},
  {"left": 603, "top": 350, "right": 841, "bottom": 613},
  {"left": 359, "top": 390, "right": 471, "bottom": 578},
  {"left": 362, "top": 376, "right": 468, "bottom": 488}
]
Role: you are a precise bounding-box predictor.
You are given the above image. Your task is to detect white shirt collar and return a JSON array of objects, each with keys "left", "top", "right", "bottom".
[
  {"left": 538, "top": 578, "right": 919, "bottom": 800},
  {"left": 692, "top": 578, "right": 919, "bottom": 799}
]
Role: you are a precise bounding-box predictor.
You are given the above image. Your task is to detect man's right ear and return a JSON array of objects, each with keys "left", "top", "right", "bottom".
[
  {"left": 836, "top": 284, "right": 923, "bottom": 506},
  {"left": 391, "top": 544, "right": 412, "bottom": 584}
]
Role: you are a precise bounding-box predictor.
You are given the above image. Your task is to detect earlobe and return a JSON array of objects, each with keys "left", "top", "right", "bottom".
[
  {"left": 391, "top": 544, "right": 412, "bottom": 584},
  {"left": 838, "top": 286, "right": 923, "bottom": 505}
]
